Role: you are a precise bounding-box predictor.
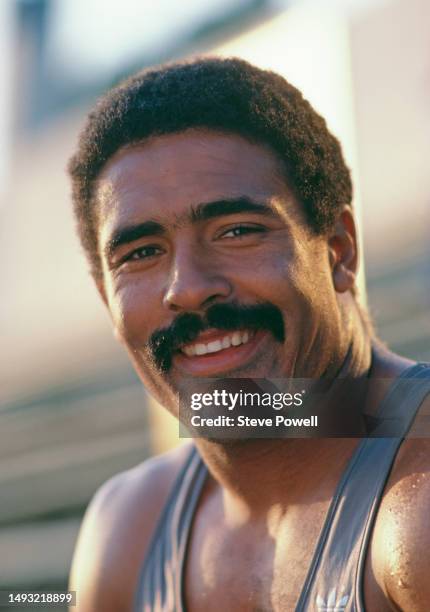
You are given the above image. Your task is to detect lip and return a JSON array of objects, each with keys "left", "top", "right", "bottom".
[{"left": 173, "top": 329, "right": 270, "bottom": 377}]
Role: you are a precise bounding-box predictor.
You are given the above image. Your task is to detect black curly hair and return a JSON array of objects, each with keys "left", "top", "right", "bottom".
[{"left": 68, "top": 56, "right": 353, "bottom": 278}]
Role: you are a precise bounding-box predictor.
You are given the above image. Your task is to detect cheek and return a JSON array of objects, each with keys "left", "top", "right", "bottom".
[
  {"left": 284, "top": 249, "right": 338, "bottom": 334},
  {"left": 237, "top": 241, "right": 334, "bottom": 322},
  {"left": 106, "top": 279, "right": 162, "bottom": 347},
  {"left": 226, "top": 244, "right": 308, "bottom": 308}
]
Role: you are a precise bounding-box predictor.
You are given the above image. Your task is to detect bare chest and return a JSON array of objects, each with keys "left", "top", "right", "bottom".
[
  {"left": 184, "top": 501, "right": 331, "bottom": 612},
  {"left": 183, "top": 501, "right": 394, "bottom": 612}
]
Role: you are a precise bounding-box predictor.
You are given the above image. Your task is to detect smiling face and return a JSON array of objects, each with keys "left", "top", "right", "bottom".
[{"left": 95, "top": 129, "right": 352, "bottom": 413}]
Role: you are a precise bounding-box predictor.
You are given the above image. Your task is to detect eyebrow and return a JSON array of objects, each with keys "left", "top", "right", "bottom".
[
  {"left": 104, "top": 197, "right": 277, "bottom": 259},
  {"left": 189, "top": 197, "right": 277, "bottom": 222},
  {"left": 105, "top": 220, "right": 165, "bottom": 259}
]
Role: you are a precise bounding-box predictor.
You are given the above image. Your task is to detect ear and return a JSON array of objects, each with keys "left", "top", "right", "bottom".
[
  {"left": 95, "top": 279, "right": 124, "bottom": 344},
  {"left": 328, "top": 207, "right": 358, "bottom": 293}
]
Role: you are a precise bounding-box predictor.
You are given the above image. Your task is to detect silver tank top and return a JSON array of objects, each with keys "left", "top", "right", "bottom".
[{"left": 135, "top": 363, "right": 430, "bottom": 611}]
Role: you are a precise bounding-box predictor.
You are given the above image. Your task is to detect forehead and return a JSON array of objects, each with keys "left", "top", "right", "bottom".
[{"left": 95, "top": 129, "right": 300, "bottom": 234}]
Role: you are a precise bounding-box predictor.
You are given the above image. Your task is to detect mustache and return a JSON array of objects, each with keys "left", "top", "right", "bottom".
[{"left": 147, "top": 301, "right": 285, "bottom": 372}]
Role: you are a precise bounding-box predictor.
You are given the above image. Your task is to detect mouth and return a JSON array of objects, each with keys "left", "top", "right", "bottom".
[
  {"left": 181, "top": 329, "right": 253, "bottom": 356},
  {"left": 172, "top": 328, "right": 269, "bottom": 377}
]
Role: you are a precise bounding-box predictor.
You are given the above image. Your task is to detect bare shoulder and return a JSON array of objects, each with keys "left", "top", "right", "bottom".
[
  {"left": 70, "top": 442, "right": 194, "bottom": 612},
  {"left": 369, "top": 436, "right": 430, "bottom": 611}
]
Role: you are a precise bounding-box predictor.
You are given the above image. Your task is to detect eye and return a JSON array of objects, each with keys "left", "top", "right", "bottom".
[
  {"left": 219, "top": 224, "right": 266, "bottom": 239},
  {"left": 122, "top": 245, "right": 164, "bottom": 263}
]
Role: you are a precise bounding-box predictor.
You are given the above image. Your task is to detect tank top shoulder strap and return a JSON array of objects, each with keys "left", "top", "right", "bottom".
[
  {"left": 296, "top": 363, "right": 430, "bottom": 612},
  {"left": 134, "top": 444, "right": 207, "bottom": 612},
  {"left": 368, "top": 362, "right": 430, "bottom": 436}
]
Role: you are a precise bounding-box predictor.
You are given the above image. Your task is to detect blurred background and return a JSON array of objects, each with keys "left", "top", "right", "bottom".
[{"left": 0, "top": 0, "right": 429, "bottom": 606}]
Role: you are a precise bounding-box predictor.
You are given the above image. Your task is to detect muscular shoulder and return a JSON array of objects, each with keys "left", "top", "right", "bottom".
[
  {"left": 69, "top": 442, "right": 194, "bottom": 611},
  {"left": 369, "top": 437, "right": 430, "bottom": 611}
]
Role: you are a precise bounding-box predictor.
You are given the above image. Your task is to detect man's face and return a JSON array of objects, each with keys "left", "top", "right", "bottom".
[{"left": 95, "top": 129, "right": 347, "bottom": 412}]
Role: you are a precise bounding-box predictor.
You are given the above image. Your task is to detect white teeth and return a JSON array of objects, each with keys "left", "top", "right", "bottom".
[
  {"left": 221, "top": 335, "right": 232, "bottom": 349},
  {"left": 181, "top": 330, "right": 253, "bottom": 356},
  {"left": 231, "top": 332, "right": 242, "bottom": 346},
  {"left": 207, "top": 340, "right": 222, "bottom": 353},
  {"left": 195, "top": 344, "right": 207, "bottom": 356}
]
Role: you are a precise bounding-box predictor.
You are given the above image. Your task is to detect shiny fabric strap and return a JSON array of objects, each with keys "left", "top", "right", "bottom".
[{"left": 134, "top": 445, "right": 207, "bottom": 611}]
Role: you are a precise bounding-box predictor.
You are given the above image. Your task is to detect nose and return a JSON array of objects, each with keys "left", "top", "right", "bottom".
[{"left": 162, "top": 246, "right": 233, "bottom": 313}]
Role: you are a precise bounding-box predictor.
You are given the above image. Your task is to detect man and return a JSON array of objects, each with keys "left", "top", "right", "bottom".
[{"left": 68, "top": 58, "right": 430, "bottom": 611}]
